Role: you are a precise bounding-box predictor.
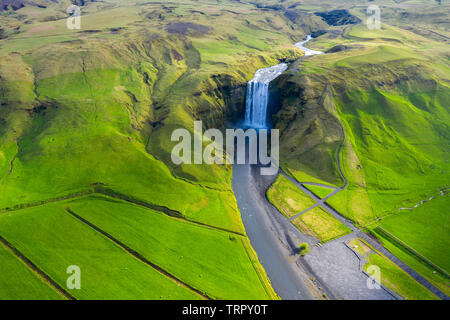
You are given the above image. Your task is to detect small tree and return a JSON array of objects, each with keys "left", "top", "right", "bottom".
[{"left": 298, "top": 242, "right": 310, "bottom": 256}]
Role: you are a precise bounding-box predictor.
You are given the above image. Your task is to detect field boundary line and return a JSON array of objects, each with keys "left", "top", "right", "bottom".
[
  {"left": 93, "top": 187, "right": 247, "bottom": 237},
  {"left": 359, "top": 231, "right": 448, "bottom": 300},
  {"left": 0, "top": 234, "right": 75, "bottom": 300},
  {"left": 0, "top": 190, "right": 94, "bottom": 214},
  {"left": 0, "top": 189, "right": 246, "bottom": 237},
  {"left": 375, "top": 226, "right": 450, "bottom": 279},
  {"left": 65, "top": 208, "right": 211, "bottom": 300}
]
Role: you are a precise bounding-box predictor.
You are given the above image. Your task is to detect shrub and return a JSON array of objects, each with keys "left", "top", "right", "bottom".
[{"left": 298, "top": 242, "right": 310, "bottom": 256}]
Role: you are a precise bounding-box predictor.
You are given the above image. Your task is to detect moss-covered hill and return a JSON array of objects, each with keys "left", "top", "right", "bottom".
[
  {"left": 272, "top": 15, "right": 449, "bottom": 294},
  {"left": 0, "top": 0, "right": 320, "bottom": 204},
  {"left": 274, "top": 22, "right": 449, "bottom": 225},
  {"left": 0, "top": 0, "right": 331, "bottom": 300},
  {"left": 0, "top": 0, "right": 448, "bottom": 299}
]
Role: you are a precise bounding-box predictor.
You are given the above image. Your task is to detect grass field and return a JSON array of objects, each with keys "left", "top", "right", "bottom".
[
  {"left": 372, "top": 229, "right": 450, "bottom": 296},
  {"left": 0, "top": 0, "right": 449, "bottom": 300},
  {"left": 0, "top": 241, "right": 63, "bottom": 300},
  {"left": 0, "top": 193, "right": 276, "bottom": 299},
  {"left": 67, "top": 195, "right": 273, "bottom": 299},
  {"left": 0, "top": 204, "right": 202, "bottom": 300},
  {"left": 292, "top": 206, "right": 351, "bottom": 242},
  {"left": 281, "top": 20, "right": 450, "bottom": 230},
  {"left": 361, "top": 240, "right": 438, "bottom": 300},
  {"left": 267, "top": 175, "right": 316, "bottom": 218},
  {"left": 377, "top": 195, "right": 450, "bottom": 275},
  {"left": 304, "top": 184, "right": 334, "bottom": 199}
]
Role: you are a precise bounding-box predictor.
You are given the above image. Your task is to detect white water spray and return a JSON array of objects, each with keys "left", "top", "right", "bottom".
[{"left": 244, "top": 63, "right": 288, "bottom": 128}]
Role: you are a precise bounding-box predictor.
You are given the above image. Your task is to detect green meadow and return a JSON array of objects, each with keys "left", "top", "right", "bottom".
[
  {"left": 373, "top": 229, "right": 450, "bottom": 297},
  {"left": 0, "top": 242, "right": 63, "bottom": 300},
  {"left": 67, "top": 195, "right": 273, "bottom": 299},
  {"left": 378, "top": 195, "right": 450, "bottom": 275},
  {"left": 267, "top": 175, "right": 316, "bottom": 218},
  {"left": 272, "top": 13, "right": 449, "bottom": 296},
  {"left": 292, "top": 206, "right": 351, "bottom": 243},
  {"left": 303, "top": 184, "right": 334, "bottom": 199},
  {"left": 0, "top": 0, "right": 448, "bottom": 300}
]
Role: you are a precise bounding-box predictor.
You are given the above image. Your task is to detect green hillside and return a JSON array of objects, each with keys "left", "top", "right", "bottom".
[
  {"left": 1, "top": 0, "right": 317, "bottom": 299},
  {"left": 272, "top": 10, "right": 449, "bottom": 295},
  {"left": 0, "top": 0, "right": 448, "bottom": 300}
]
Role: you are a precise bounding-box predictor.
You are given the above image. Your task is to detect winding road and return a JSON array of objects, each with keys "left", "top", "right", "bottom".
[{"left": 231, "top": 35, "right": 448, "bottom": 300}]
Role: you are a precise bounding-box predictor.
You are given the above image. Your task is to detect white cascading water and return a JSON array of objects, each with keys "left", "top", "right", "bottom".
[
  {"left": 244, "top": 63, "right": 288, "bottom": 128},
  {"left": 294, "top": 35, "right": 324, "bottom": 56},
  {"left": 244, "top": 35, "right": 323, "bottom": 129}
]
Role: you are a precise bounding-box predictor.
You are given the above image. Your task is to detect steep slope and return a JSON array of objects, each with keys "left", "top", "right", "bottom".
[
  {"left": 0, "top": 1, "right": 322, "bottom": 299},
  {"left": 273, "top": 21, "right": 449, "bottom": 294}
]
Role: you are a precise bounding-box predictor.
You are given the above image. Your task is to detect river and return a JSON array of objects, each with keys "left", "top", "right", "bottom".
[{"left": 232, "top": 36, "right": 323, "bottom": 300}]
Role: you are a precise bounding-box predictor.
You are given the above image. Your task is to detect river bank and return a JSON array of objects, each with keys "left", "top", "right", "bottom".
[{"left": 231, "top": 36, "right": 395, "bottom": 300}]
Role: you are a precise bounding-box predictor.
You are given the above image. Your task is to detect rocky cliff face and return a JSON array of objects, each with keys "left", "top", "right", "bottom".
[
  {"left": 271, "top": 71, "right": 344, "bottom": 185},
  {"left": 186, "top": 48, "right": 305, "bottom": 130}
]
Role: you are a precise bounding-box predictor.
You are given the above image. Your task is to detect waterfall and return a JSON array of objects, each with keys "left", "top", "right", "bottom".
[
  {"left": 244, "top": 63, "right": 288, "bottom": 128},
  {"left": 245, "top": 81, "right": 269, "bottom": 128},
  {"left": 244, "top": 35, "right": 321, "bottom": 128}
]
